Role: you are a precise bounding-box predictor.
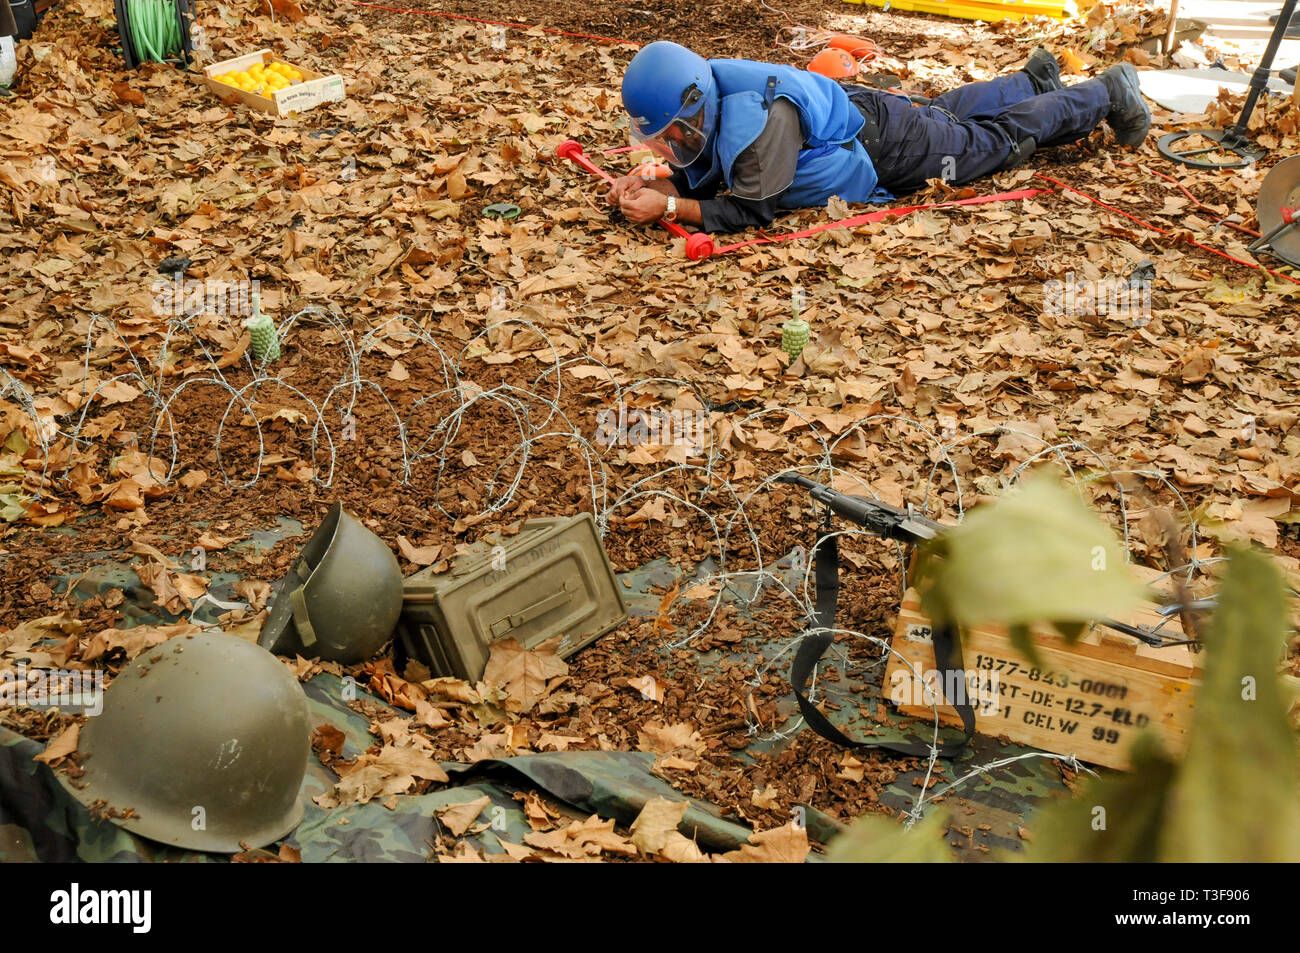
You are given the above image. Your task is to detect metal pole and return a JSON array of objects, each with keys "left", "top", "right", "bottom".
[{"left": 1233, "top": 0, "right": 1300, "bottom": 136}]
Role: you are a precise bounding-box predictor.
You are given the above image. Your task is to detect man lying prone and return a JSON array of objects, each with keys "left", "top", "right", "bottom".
[{"left": 607, "top": 42, "right": 1150, "bottom": 234}]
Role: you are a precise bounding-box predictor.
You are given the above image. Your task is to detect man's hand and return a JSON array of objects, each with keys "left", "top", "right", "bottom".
[
  {"left": 603, "top": 176, "right": 698, "bottom": 227},
  {"left": 605, "top": 175, "right": 646, "bottom": 206},
  {"left": 619, "top": 188, "right": 669, "bottom": 223}
]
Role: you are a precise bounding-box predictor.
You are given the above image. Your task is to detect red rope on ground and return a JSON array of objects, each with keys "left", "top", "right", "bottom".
[
  {"left": 710, "top": 188, "right": 1051, "bottom": 255},
  {"left": 1032, "top": 172, "right": 1300, "bottom": 286},
  {"left": 1114, "top": 160, "right": 1261, "bottom": 239},
  {"left": 343, "top": 0, "right": 642, "bottom": 46}
]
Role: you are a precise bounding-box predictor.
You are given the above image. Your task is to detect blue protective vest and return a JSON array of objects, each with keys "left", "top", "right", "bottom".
[{"left": 683, "top": 60, "right": 891, "bottom": 208}]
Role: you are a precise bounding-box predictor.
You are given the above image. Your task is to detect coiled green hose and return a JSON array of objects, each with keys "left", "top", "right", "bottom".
[{"left": 124, "top": 0, "right": 184, "bottom": 63}]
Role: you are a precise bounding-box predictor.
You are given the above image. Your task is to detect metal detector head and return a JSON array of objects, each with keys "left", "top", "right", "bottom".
[
  {"left": 1254, "top": 155, "right": 1300, "bottom": 267},
  {"left": 1156, "top": 128, "right": 1264, "bottom": 170}
]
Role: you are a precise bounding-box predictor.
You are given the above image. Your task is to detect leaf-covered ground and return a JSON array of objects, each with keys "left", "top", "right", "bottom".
[{"left": 2, "top": 0, "right": 1299, "bottom": 859}]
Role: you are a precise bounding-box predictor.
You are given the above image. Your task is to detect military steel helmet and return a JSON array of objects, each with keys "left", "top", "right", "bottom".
[
  {"left": 622, "top": 41, "right": 718, "bottom": 168},
  {"left": 57, "top": 632, "right": 310, "bottom": 853},
  {"left": 259, "top": 502, "right": 403, "bottom": 664}
]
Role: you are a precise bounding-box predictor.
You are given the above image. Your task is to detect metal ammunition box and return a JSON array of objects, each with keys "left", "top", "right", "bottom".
[{"left": 397, "top": 513, "right": 626, "bottom": 680}]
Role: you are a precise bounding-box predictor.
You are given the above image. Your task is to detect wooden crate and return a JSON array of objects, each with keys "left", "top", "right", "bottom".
[
  {"left": 201, "top": 49, "right": 345, "bottom": 118},
  {"left": 883, "top": 584, "right": 1201, "bottom": 770}
]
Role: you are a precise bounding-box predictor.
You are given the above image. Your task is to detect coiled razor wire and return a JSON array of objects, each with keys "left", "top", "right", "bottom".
[
  {"left": 0, "top": 303, "right": 1265, "bottom": 833},
  {"left": 0, "top": 367, "right": 55, "bottom": 520}
]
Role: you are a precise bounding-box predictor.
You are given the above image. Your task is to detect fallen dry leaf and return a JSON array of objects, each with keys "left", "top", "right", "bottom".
[
  {"left": 482, "top": 637, "right": 567, "bottom": 714},
  {"left": 636, "top": 721, "right": 704, "bottom": 756},
  {"left": 722, "top": 822, "right": 810, "bottom": 863},
  {"left": 33, "top": 724, "right": 79, "bottom": 765},
  {"left": 629, "top": 796, "right": 708, "bottom": 862},
  {"left": 437, "top": 795, "right": 492, "bottom": 836}
]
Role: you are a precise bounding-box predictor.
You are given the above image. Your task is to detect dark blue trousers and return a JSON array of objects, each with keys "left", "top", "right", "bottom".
[{"left": 846, "top": 73, "right": 1111, "bottom": 194}]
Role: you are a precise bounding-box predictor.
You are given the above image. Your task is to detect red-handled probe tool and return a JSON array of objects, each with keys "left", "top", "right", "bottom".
[{"left": 556, "top": 139, "right": 715, "bottom": 261}]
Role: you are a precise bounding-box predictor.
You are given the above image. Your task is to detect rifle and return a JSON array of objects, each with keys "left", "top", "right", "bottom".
[{"left": 775, "top": 473, "right": 974, "bottom": 757}]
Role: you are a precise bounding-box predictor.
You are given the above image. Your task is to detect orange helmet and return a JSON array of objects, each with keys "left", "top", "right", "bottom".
[
  {"left": 808, "top": 48, "right": 858, "bottom": 79},
  {"left": 630, "top": 160, "right": 672, "bottom": 179},
  {"left": 827, "top": 34, "right": 878, "bottom": 60}
]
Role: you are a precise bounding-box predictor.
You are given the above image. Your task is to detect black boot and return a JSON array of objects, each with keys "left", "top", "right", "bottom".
[
  {"left": 1000, "top": 135, "right": 1038, "bottom": 171},
  {"left": 1268, "top": 9, "right": 1300, "bottom": 37},
  {"left": 1023, "top": 47, "right": 1064, "bottom": 94},
  {"left": 1098, "top": 63, "right": 1151, "bottom": 147}
]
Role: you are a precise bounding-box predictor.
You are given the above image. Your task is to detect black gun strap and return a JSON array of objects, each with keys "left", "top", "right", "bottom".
[{"left": 790, "top": 531, "right": 975, "bottom": 757}]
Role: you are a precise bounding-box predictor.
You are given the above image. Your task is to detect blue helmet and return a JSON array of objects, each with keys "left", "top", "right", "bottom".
[{"left": 621, "top": 41, "right": 718, "bottom": 167}]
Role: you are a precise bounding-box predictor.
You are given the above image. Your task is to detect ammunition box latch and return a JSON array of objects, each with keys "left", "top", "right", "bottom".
[{"left": 489, "top": 584, "right": 570, "bottom": 637}]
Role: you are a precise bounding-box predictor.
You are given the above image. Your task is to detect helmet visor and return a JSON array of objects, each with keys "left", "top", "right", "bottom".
[{"left": 629, "top": 83, "right": 716, "bottom": 168}]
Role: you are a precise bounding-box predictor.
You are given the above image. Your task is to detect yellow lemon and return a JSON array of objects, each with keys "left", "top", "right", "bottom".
[{"left": 287, "top": 69, "right": 302, "bottom": 81}]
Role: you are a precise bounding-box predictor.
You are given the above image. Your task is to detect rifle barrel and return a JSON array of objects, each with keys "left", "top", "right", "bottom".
[{"left": 776, "top": 473, "right": 944, "bottom": 543}]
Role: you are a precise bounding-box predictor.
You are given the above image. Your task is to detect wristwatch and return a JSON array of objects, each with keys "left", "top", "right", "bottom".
[{"left": 664, "top": 195, "right": 678, "bottom": 222}]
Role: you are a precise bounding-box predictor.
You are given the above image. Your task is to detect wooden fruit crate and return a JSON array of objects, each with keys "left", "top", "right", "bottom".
[{"left": 200, "top": 49, "right": 345, "bottom": 118}]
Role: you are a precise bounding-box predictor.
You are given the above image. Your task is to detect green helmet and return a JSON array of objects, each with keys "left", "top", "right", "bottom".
[
  {"left": 259, "top": 502, "right": 403, "bottom": 664},
  {"left": 57, "top": 632, "right": 310, "bottom": 853}
]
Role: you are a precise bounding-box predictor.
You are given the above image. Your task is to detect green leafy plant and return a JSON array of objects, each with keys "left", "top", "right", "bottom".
[
  {"left": 1020, "top": 545, "right": 1300, "bottom": 862},
  {"left": 826, "top": 810, "right": 951, "bottom": 863}
]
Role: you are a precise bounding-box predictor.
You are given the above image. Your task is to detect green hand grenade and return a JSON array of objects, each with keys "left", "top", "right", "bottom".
[
  {"left": 781, "top": 316, "right": 811, "bottom": 361},
  {"left": 246, "top": 297, "right": 281, "bottom": 363}
]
